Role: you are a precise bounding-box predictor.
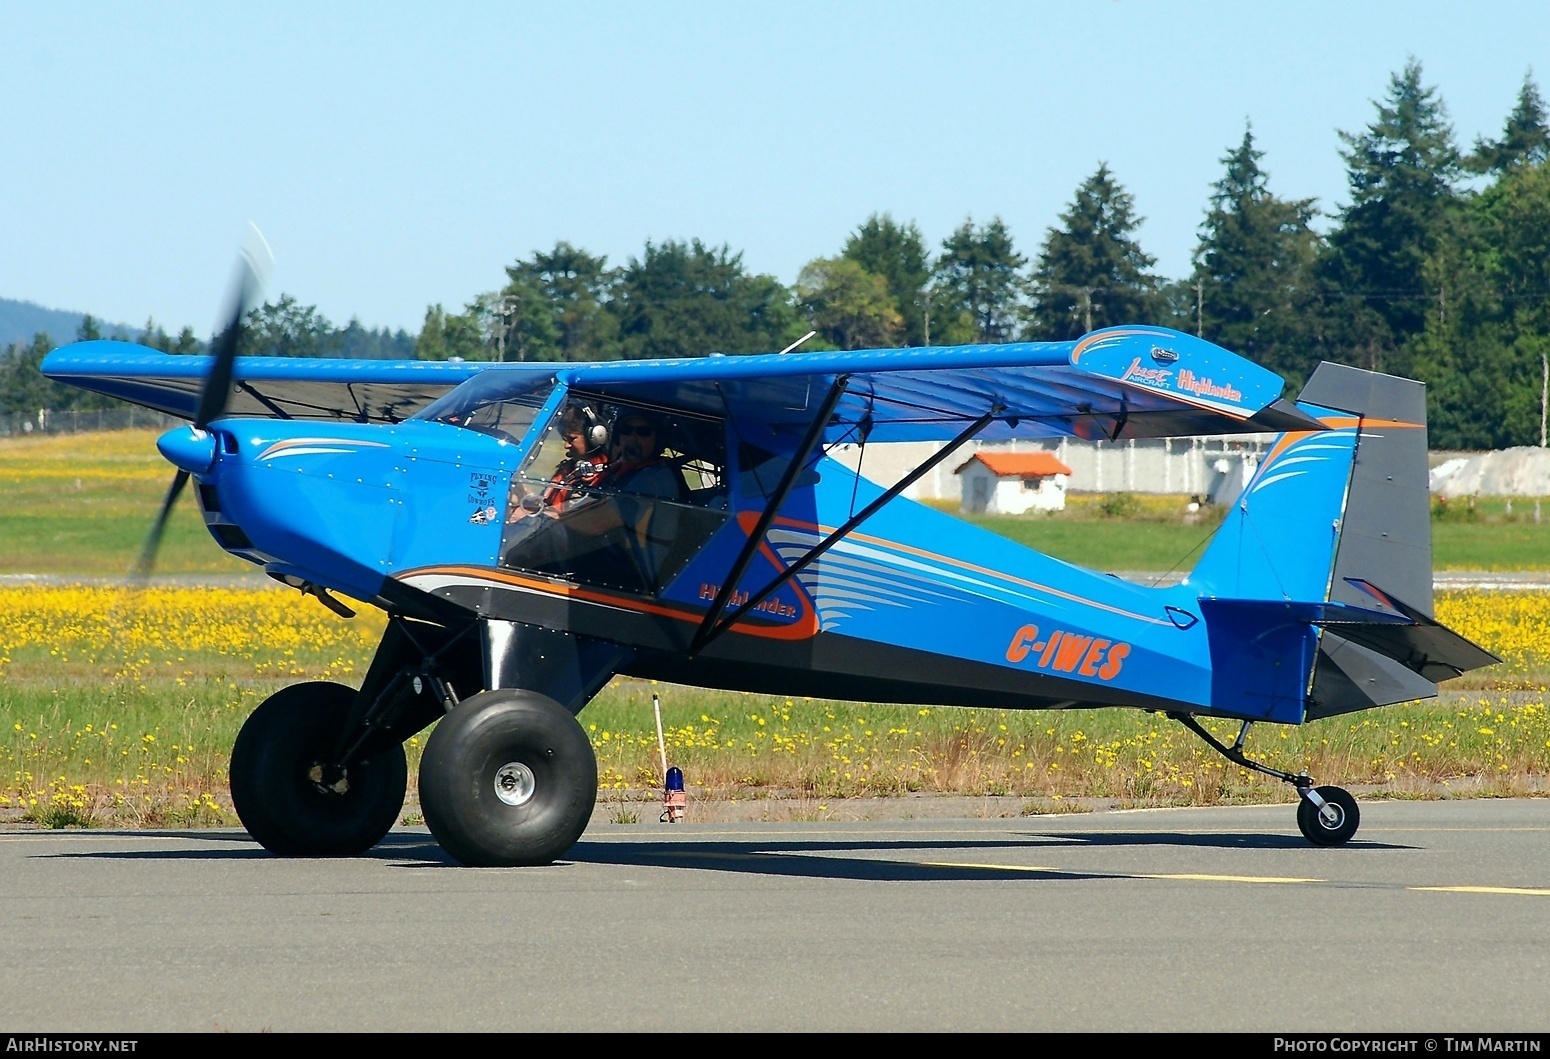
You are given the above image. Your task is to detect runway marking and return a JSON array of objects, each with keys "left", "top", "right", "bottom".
[
  {"left": 1411, "top": 885, "right": 1550, "bottom": 897},
  {"left": 921, "top": 862, "right": 1062, "bottom": 874},
  {"left": 919, "top": 861, "right": 1321, "bottom": 884},
  {"left": 1139, "top": 873, "right": 1323, "bottom": 884}
]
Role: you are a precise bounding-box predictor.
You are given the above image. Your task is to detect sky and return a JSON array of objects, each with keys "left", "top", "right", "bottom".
[{"left": 2, "top": 1, "right": 1547, "bottom": 337}]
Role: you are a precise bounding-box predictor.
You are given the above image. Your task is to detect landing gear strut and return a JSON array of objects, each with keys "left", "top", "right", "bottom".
[{"left": 1169, "top": 713, "right": 1360, "bottom": 847}]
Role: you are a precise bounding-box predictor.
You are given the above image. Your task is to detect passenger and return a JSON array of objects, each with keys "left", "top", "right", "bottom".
[
  {"left": 509, "top": 404, "right": 609, "bottom": 521},
  {"left": 503, "top": 408, "right": 689, "bottom": 591},
  {"left": 561, "top": 410, "right": 687, "bottom": 589}
]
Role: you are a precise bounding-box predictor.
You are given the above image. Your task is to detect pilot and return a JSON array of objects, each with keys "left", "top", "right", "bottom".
[
  {"left": 559, "top": 410, "right": 687, "bottom": 589},
  {"left": 541, "top": 404, "right": 611, "bottom": 511},
  {"left": 597, "top": 411, "right": 685, "bottom": 502},
  {"left": 503, "top": 408, "right": 688, "bottom": 591}
]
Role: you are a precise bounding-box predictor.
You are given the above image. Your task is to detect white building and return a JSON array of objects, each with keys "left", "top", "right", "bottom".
[
  {"left": 954, "top": 452, "right": 1073, "bottom": 514},
  {"left": 829, "top": 435, "right": 1269, "bottom": 505}
]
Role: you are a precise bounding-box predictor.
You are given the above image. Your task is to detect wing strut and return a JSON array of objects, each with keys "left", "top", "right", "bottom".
[
  {"left": 690, "top": 404, "right": 999, "bottom": 654},
  {"left": 689, "top": 375, "right": 851, "bottom": 654},
  {"left": 236, "top": 381, "right": 293, "bottom": 419}
]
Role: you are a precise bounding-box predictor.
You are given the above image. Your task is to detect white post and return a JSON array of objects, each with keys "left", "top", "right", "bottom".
[
  {"left": 1540, "top": 352, "right": 1547, "bottom": 448},
  {"left": 653, "top": 694, "right": 668, "bottom": 780}
]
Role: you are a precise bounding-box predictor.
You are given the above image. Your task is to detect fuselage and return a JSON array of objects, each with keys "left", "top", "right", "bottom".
[{"left": 167, "top": 402, "right": 1239, "bottom": 721}]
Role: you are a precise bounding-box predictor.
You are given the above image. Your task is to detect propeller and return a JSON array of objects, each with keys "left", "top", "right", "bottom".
[{"left": 130, "top": 226, "right": 274, "bottom": 582}]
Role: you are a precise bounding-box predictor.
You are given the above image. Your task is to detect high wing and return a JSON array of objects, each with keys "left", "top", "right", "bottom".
[
  {"left": 40, "top": 340, "right": 510, "bottom": 423},
  {"left": 42, "top": 326, "right": 1322, "bottom": 439},
  {"left": 555, "top": 325, "right": 1321, "bottom": 443}
]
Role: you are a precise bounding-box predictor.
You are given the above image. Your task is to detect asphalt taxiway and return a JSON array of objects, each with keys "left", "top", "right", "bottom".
[{"left": 2, "top": 799, "right": 1547, "bottom": 1032}]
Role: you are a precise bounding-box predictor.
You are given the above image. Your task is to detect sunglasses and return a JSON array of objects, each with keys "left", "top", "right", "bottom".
[{"left": 618, "top": 423, "right": 656, "bottom": 437}]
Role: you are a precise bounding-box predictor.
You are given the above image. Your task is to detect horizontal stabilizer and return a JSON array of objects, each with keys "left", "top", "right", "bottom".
[
  {"left": 1205, "top": 585, "right": 1499, "bottom": 693},
  {"left": 1308, "top": 633, "right": 1440, "bottom": 720},
  {"left": 1329, "top": 579, "right": 1502, "bottom": 682}
]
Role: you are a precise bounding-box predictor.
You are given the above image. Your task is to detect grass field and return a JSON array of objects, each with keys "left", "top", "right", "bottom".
[
  {"left": 0, "top": 430, "right": 246, "bottom": 575},
  {"left": 3, "top": 429, "right": 1547, "bottom": 575},
  {"left": 1, "top": 582, "right": 1544, "bottom": 828},
  {"left": 0, "top": 429, "right": 1545, "bottom": 827}
]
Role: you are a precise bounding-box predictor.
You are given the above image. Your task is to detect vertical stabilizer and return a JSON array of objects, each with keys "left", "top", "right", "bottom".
[
  {"left": 1295, "top": 364, "right": 1440, "bottom": 718},
  {"left": 1191, "top": 362, "right": 1463, "bottom": 722}
]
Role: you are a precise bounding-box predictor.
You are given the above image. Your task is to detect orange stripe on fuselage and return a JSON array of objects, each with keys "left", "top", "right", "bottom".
[
  {"left": 397, "top": 564, "right": 820, "bottom": 641},
  {"left": 764, "top": 514, "right": 1174, "bottom": 628}
]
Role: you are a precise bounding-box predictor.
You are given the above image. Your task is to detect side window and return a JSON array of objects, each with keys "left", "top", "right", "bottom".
[{"left": 499, "top": 399, "right": 729, "bottom": 595}]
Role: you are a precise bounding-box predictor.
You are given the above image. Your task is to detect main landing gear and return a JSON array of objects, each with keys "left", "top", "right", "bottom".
[
  {"left": 418, "top": 689, "right": 597, "bottom": 867},
  {"left": 1169, "top": 713, "right": 1361, "bottom": 846},
  {"left": 230, "top": 680, "right": 599, "bottom": 867}
]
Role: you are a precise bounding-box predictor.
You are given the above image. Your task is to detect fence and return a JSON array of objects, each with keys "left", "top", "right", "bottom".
[
  {"left": 0, "top": 407, "right": 182, "bottom": 438},
  {"left": 831, "top": 435, "right": 1273, "bottom": 505}
]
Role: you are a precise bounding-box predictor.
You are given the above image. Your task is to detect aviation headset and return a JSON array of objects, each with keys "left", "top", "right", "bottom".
[{"left": 576, "top": 404, "right": 609, "bottom": 452}]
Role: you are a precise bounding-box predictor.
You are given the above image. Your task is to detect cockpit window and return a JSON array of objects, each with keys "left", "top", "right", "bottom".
[
  {"left": 412, "top": 373, "right": 556, "bottom": 443},
  {"left": 499, "top": 396, "right": 729, "bottom": 596}
]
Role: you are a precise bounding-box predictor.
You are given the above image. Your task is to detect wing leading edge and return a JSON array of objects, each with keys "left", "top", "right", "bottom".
[
  {"left": 562, "top": 325, "right": 1322, "bottom": 444},
  {"left": 40, "top": 341, "right": 507, "bottom": 423},
  {"left": 42, "top": 326, "right": 1320, "bottom": 441}
]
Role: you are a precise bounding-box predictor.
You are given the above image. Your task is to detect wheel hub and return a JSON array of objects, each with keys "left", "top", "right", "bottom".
[
  {"left": 493, "top": 761, "right": 536, "bottom": 807},
  {"left": 1318, "top": 802, "right": 1345, "bottom": 829},
  {"left": 307, "top": 762, "right": 351, "bottom": 795}
]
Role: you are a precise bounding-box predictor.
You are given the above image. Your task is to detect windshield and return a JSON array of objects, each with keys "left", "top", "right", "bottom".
[{"left": 412, "top": 372, "right": 557, "bottom": 442}]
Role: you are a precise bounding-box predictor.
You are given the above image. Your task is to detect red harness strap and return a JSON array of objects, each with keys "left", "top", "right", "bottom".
[{"left": 544, "top": 453, "right": 609, "bottom": 509}]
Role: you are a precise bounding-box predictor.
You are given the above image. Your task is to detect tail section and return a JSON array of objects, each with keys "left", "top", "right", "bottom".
[
  {"left": 1191, "top": 362, "right": 1498, "bottom": 723},
  {"left": 1301, "top": 363, "right": 1433, "bottom": 616}
]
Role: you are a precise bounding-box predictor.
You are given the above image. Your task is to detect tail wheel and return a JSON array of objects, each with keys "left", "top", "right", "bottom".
[
  {"left": 418, "top": 689, "right": 597, "bottom": 867},
  {"left": 230, "top": 681, "right": 407, "bottom": 856},
  {"left": 1297, "top": 785, "right": 1360, "bottom": 846}
]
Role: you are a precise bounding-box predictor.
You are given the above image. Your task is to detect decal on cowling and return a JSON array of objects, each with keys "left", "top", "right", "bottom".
[{"left": 467, "top": 472, "right": 496, "bottom": 505}]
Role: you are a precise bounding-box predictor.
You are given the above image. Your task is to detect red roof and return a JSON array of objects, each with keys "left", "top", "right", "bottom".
[{"left": 954, "top": 452, "right": 1073, "bottom": 478}]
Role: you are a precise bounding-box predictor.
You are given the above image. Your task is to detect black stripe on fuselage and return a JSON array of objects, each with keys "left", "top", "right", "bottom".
[{"left": 396, "top": 570, "right": 1185, "bottom": 715}]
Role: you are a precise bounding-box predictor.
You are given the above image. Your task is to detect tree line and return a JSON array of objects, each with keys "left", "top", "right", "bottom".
[
  {"left": 0, "top": 304, "right": 416, "bottom": 414},
  {"left": 5, "top": 60, "right": 1548, "bottom": 450}
]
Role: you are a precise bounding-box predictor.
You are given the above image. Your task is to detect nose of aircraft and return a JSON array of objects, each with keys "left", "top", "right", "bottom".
[{"left": 156, "top": 424, "right": 218, "bottom": 475}]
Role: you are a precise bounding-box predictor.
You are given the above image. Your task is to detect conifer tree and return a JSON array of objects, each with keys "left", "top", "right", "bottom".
[
  {"left": 1322, "top": 59, "right": 1462, "bottom": 371},
  {"left": 609, "top": 239, "right": 799, "bottom": 359},
  {"left": 842, "top": 215, "right": 930, "bottom": 344},
  {"left": 1467, "top": 72, "right": 1550, "bottom": 174},
  {"left": 1028, "top": 164, "right": 1159, "bottom": 340},
  {"left": 507, "top": 242, "right": 618, "bottom": 361},
  {"left": 1191, "top": 126, "right": 1321, "bottom": 384},
  {"left": 933, "top": 217, "right": 1026, "bottom": 344}
]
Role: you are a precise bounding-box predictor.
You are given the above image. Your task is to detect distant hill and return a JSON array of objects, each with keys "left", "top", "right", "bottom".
[
  {"left": 2, "top": 296, "right": 415, "bottom": 359},
  {"left": 0, "top": 297, "right": 138, "bottom": 347}
]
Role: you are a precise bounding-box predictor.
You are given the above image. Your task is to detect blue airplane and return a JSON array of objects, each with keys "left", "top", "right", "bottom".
[{"left": 42, "top": 281, "right": 1497, "bottom": 866}]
